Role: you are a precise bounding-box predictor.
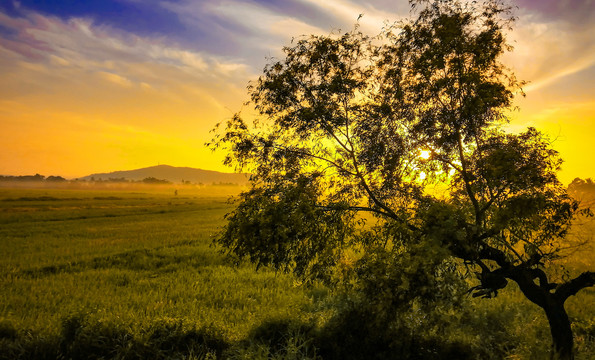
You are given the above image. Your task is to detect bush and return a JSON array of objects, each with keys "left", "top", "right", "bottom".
[
  {"left": 0, "top": 321, "right": 17, "bottom": 340},
  {"left": 144, "top": 320, "right": 229, "bottom": 359},
  {"left": 0, "top": 316, "right": 230, "bottom": 360},
  {"left": 227, "top": 318, "right": 318, "bottom": 360},
  {"left": 314, "top": 299, "right": 476, "bottom": 360}
]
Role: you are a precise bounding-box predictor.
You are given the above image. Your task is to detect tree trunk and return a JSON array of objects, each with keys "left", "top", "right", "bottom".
[
  {"left": 544, "top": 300, "right": 574, "bottom": 360},
  {"left": 511, "top": 271, "right": 576, "bottom": 360}
]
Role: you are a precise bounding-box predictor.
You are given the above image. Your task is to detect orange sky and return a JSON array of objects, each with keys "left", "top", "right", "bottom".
[{"left": 0, "top": 1, "right": 593, "bottom": 184}]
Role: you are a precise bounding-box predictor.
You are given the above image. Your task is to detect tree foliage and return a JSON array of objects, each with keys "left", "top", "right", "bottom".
[{"left": 210, "top": 1, "right": 594, "bottom": 358}]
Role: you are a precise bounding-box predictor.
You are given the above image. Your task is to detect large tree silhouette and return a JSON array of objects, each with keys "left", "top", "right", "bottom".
[{"left": 210, "top": 1, "right": 594, "bottom": 358}]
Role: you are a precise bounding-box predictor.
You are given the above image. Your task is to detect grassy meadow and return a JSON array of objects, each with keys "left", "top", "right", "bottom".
[
  {"left": 0, "top": 185, "right": 330, "bottom": 358},
  {"left": 0, "top": 185, "right": 593, "bottom": 359}
]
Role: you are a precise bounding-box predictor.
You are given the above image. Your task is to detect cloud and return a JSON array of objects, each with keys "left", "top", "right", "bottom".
[
  {"left": 0, "top": 8, "right": 255, "bottom": 176},
  {"left": 159, "top": 0, "right": 329, "bottom": 61},
  {"left": 514, "top": 0, "right": 595, "bottom": 26},
  {"left": 505, "top": 0, "right": 595, "bottom": 94},
  {"left": 156, "top": 0, "right": 409, "bottom": 65},
  {"left": 0, "top": 8, "right": 252, "bottom": 101},
  {"left": 298, "top": 0, "right": 408, "bottom": 34},
  {"left": 98, "top": 71, "right": 133, "bottom": 88}
]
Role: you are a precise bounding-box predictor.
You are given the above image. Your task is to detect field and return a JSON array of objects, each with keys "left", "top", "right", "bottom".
[
  {"left": 0, "top": 185, "right": 330, "bottom": 359},
  {"left": 0, "top": 185, "right": 593, "bottom": 359}
]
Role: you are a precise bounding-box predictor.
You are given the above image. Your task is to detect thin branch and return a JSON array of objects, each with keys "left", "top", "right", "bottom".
[
  {"left": 456, "top": 129, "right": 481, "bottom": 223},
  {"left": 316, "top": 204, "right": 394, "bottom": 218},
  {"left": 273, "top": 144, "right": 356, "bottom": 176}
]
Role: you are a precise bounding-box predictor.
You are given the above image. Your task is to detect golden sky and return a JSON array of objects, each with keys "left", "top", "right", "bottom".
[{"left": 0, "top": 0, "right": 593, "bottom": 184}]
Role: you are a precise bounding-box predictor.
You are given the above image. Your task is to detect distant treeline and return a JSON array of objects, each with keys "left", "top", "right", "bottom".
[
  {"left": 85, "top": 176, "right": 172, "bottom": 185},
  {"left": 0, "top": 174, "right": 171, "bottom": 185},
  {"left": 569, "top": 177, "right": 595, "bottom": 193},
  {"left": 0, "top": 174, "right": 245, "bottom": 186},
  {"left": 568, "top": 177, "right": 595, "bottom": 205},
  {"left": 0, "top": 174, "right": 67, "bottom": 182}
]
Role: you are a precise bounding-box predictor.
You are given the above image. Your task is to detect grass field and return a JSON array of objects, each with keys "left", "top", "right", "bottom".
[
  {"left": 0, "top": 185, "right": 593, "bottom": 359},
  {"left": 0, "top": 185, "right": 330, "bottom": 358}
]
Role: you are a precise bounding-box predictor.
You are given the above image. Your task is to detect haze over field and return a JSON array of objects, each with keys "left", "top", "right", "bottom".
[
  {"left": 81, "top": 165, "right": 250, "bottom": 184},
  {"left": 0, "top": 0, "right": 593, "bottom": 183}
]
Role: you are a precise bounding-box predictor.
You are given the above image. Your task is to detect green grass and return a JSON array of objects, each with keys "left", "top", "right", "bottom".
[
  {"left": 0, "top": 186, "right": 593, "bottom": 359},
  {"left": 0, "top": 186, "right": 326, "bottom": 343}
]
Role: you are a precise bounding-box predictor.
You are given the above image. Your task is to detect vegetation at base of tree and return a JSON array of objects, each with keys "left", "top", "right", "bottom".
[{"left": 210, "top": 1, "right": 595, "bottom": 359}]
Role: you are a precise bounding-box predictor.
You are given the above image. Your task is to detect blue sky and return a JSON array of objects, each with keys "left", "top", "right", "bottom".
[
  {"left": 0, "top": 0, "right": 411, "bottom": 64},
  {"left": 0, "top": 0, "right": 594, "bottom": 181}
]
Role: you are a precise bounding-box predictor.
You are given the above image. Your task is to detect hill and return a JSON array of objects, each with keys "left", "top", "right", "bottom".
[{"left": 81, "top": 165, "right": 249, "bottom": 185}]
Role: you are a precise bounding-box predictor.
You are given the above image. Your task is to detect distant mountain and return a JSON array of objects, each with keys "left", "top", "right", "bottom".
[{"left": 80, "top": 165, "right": 249, "bottom": 185}]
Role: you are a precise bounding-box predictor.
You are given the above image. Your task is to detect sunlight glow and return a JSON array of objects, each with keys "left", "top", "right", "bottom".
[{"left": 0, "top": 1, "right": 593, "bottom": 184}]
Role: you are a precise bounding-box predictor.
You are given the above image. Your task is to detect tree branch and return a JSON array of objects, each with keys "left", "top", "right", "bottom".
[
  {"left": 528, "top": 268, "right": 557, "bottom": 291},
  {"left": 273, "top": 144, "right": 357, "bottom": 176},
  {"left": 555, "top": 271, "right": 595, "bottom": 303},
  {"left": 478, "top": 243, "right": 511, "bottom": 268},
  {"left": 316, "top": 204, "right": 395, "bottom": 219},
  {"left": 456, "top": 129, "right": 481, "bottom": 224}
]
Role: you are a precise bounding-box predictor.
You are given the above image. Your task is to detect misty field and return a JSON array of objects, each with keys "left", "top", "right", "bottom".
[{"left": 0, "top": 186, "right": 593, "bottom": 359}]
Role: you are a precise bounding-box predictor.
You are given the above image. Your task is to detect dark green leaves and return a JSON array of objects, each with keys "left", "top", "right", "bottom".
[
  {"left": 216, "top": 175, "right": 355, "bottom": 282},
  {"left": 252, "top": 31, "right": 372, "bottom": 136}
]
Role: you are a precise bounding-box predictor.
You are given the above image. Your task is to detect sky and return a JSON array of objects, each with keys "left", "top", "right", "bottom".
[{"left": 0, "top": 0, "right": 593, "bottom": 183}]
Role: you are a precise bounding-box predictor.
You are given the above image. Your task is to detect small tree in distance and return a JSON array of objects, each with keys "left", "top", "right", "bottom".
[{"left": 210, "top": 1, "right": 594, "bottom": 358}]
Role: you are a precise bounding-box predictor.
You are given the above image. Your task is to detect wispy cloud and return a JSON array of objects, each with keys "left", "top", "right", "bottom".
[
  {"left": 298, "top": 0, "right": 408, "bottom": 34},
  {"left": 506, "top": 0, "right": 595, "bottom": 94},
  {"left": 0, "top": 8, "right": 252, "bottom": 103}
]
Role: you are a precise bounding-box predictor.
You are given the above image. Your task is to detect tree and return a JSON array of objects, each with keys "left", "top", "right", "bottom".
[
  {"left": 46, "top": 175, "right": 67, "bottom": 182},
  {"left": 210, "top": 1, "right": 594, "bottom": 358},
  {"left": 141, "top": 177, "right": 171, "bottom": 185}
]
